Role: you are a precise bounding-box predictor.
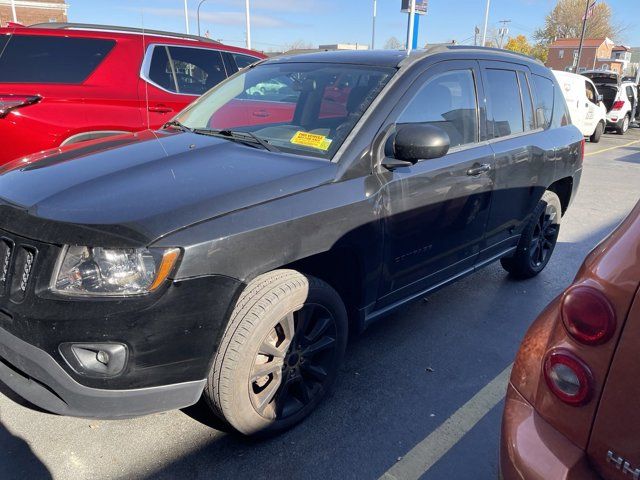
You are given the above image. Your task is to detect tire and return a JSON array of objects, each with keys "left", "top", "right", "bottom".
[
  {"left": 203, "top": 269, "right": 348, "bottom": 436},
  {"left": 500, "top": 191, "right": 562, "bottom": 279},
  {"left": 616, "top": 115, "right": 630, "bottom": 135},
  {"left": 589, "top": 121, "right": 604, "bottom": 143}
]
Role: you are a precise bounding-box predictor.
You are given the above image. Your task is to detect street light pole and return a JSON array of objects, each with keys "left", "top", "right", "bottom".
[
  {"left": 184, "top": 0, "right": 190, "bottom": 34},
  {"left": 245, "top": 0, "right": 251, "bottom": 49},
  {"left": 197, "top": 0, "right": 208, "bottom": 37},
  {"left": 10, "top": 0, "right": 18, "bottom": 23},
  {"left": 481, "top": 0, "right": 491, "bottom": 47},
  {"left": 406, "top": 0, "right": 416, "bottom": 53},
  {"left": 372, "top": 0, "right": 377, "bottom": 50}
]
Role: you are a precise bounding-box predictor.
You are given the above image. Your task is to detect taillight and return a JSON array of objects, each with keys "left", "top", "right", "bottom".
[
  {"left": 544, "top": 349, "right": 593, "bottom": 406},
  {"left": 580, "top": 138, "right": 585, "bottom": 164},
  {"left": 611, "top": 100, "right": 625, "bottom": 110},
  {"left": 0, "top": 95, "right": 41, "bottom": 118},
  {"left": 561, "top": 285, "right": 616, "bottom": 345}
]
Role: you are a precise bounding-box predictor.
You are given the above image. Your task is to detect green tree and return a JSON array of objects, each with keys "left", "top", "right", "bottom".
[{"left": 534, "top": 0, "right": 623, "bottom": 46}]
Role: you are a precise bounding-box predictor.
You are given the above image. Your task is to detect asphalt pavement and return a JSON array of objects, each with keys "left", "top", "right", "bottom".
[{"left": 2, "top": 126, "right": 640, "bottom": 480}]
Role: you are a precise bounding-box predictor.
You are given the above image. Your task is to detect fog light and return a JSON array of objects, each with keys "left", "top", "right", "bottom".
[
  {"left": 59, "top": 343, "right": 127, "bottom": 377},
  {"left": 543, "top": 349, "right": 593, "bottom": 406}
]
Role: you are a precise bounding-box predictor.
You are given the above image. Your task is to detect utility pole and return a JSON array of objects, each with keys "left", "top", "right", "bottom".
[
  {"left": 474, "top": 26, "right": 480, "bottom": 46},
  {"left": 481, "top": 0, "right": 491, "bottom": 47},
  {"left": 183, "top": 0, "right": 190, "bottom": 34},
  {"left": 575, "top": 0, "right": 592, "bottom": 72},
  {"left": 372, "top": 0, "right": 377, "bottom": 50},
  {"left": 245, "top": 0, "right": 252, "bottom": 49},
  {"left": 10, "top": 0, "right": 17, "bottom": 23},
  {"left": 497, "top": 19, "right": 510, "bottom": 48},
  {"left": 406, "top": 0, "right": 416, "bottom": 53}
]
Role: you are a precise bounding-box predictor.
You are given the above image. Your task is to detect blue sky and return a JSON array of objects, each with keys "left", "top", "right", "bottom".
[{"left": 68, "top": 0, "right": 640, "bottom": 52}]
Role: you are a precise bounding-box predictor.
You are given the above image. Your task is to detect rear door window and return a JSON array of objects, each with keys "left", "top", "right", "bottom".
[
  {"left": 0, "top": 35, "right": 115, "bottom": 84},
  {"left": 517, "top": 71, "right": 536, "bottom": 131},
  {"left": 146, "top": 45, "right": 227, "bottom": 95},
  {"left": 531, "top": 74, "right": 555, "bottom": 129},
  {"left": 486, "top": 69, "right": 524, "bottom": 137}
]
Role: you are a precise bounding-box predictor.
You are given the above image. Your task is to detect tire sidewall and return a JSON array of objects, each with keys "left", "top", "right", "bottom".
[
  {"left": 221, "top": 276, "right": 348, "bottom": 435},
  {"left": 525, "top": 191, "right": 561, "bottom": 274}
]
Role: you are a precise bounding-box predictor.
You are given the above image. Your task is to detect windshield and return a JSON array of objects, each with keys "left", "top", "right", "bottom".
[{"left": 176, "top": 62, "right": 396, "bottom": 159}]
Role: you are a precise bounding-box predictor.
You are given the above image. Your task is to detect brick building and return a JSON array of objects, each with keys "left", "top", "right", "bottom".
[
  {"left": 546, "top": 37, "right": 628, "bottom": 74},
  {"left": 0, "top": 0, "right": 67, "bottom": 27}
]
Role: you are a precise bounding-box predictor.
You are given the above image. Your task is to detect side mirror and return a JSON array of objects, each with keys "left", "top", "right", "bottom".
[{"left": 384, "top": 124, "right": 450, "bottom": 168}]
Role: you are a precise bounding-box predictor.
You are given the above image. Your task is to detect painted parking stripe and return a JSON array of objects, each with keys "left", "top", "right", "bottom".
[
  {"left": 380, "top": 364, "right": 512, "bottom": 480},
  {"left": 585, "top": 139, "right": 640, "bottom": 157}
]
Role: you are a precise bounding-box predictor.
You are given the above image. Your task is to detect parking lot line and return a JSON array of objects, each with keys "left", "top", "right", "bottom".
[
  {"left": 380, "top": 364, "right": 513, "bottom": 480},
  {"left": 585, "top": 139, "right": 640, "bottom": 157}
]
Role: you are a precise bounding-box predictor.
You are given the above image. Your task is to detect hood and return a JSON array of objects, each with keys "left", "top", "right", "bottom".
[{"left": 0, "top": 130, "right": 335, "bottom": 247}]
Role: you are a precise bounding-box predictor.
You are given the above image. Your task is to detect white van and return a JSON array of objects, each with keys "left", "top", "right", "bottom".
[{"left": 553, "top": 70, "right": 608, "bottom": 142}]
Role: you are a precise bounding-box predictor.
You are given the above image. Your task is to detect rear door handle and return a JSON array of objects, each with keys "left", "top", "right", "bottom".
[
  {"left": 148, "top": 105, "right": 173, "bottom": 113},
  {"left": 467, "top": 163, "right": 491, "bottom": 176}
]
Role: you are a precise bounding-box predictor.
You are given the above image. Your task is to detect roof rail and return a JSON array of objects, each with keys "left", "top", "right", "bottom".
[
  {"left": 27, "top": 22, "right": 221, "bottom": 44},
  {"left": 444, "top": 45, "right": 544, "bottom": 65}
]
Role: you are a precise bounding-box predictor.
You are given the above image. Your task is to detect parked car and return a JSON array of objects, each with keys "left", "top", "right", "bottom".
[
  {"left": 0, "top": 23, "right": 265, "bottom": 165},
  {"left": 582, "top": 70, "right": 639, "bottom": 134},
  {"left": 0, "top": 47, "right": 583, "bottom": 436},
  {"left": 501, "top": 198, "right": 640, "bottom": 479},
  {"left": 553, "top": 70, "right": 607, "bottom": 142}
]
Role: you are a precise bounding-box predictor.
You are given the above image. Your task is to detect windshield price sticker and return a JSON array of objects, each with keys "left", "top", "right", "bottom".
[{"left": 290, "top": 131, "right": 332, "bottom": 151}]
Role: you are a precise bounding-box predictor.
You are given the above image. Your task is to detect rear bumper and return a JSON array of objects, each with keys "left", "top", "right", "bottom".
[
  {"left": 0, "top": 326, "right": 205, "bottom": 419},
  {"left": 500, "top": 383, "right": 599, "bottom": 480}
]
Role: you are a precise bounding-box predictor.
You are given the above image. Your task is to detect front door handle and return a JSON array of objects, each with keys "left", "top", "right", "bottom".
[
  {"left": 148, "top": 105, "right": 173, "bottom": 113},
  {"left": 252, "top": 109, "right": 271, "bottom": 118},
  {"left": 467, "top": 163, "right": 491, "bottom": 176}
]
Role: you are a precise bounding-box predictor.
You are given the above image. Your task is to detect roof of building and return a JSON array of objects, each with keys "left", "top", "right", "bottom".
[
  {"left": 549, "top": 37, "right": 611, "bottom": 48},
  {"left": 612, "top": 45, "right": 632, "bottom": 51}
]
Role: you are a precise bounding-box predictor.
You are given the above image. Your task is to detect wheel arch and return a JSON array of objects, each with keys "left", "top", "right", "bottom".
[{"left": 547, "top": 176, "right": 573, "bottom": 216}]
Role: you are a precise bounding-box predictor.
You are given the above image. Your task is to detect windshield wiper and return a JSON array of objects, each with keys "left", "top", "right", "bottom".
[
  {"left": 163, "top": 120, "right": 192, "bottom": 132},
  {"left": 192, "top": 128, "right": 280, "bottom": 153}
]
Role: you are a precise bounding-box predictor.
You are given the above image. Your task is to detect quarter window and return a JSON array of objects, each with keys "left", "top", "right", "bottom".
[
  {"left": 531, "top": 74, "right": 555, "bottom": 129},
  {"left": 232, "top": 53, "right": 260, "bottom": 69},
  {"left": 147, "top": 45, "right": 227, "bottom": 95},
  {"left": 0, "top": 35, "right": 115, "bottom": 84},
  {"left": 486, "top": 69, "right": 524, "bottom": 138},
  {"left": 398, "top": 69, "right": 478, "bottom": 148}
]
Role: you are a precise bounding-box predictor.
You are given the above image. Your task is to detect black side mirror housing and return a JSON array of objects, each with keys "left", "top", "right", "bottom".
[{"left": 388, "top": 124, "right": 450, "bottom": 167}]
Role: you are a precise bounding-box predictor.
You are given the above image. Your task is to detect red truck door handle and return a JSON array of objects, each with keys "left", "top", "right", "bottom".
[
  {"left": 252, "top": 110, "right": 271, "bottom": 118},
  {"left": 148, "top": 105, "right": 173, "bottom": 113}
]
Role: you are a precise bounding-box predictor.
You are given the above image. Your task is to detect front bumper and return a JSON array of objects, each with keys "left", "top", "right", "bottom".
[
  {"left": 500, "top": 383, "right": 598, "bottom": 480},
  {"left": 0, "top": 326, "right": 205, "bottom": 418}
]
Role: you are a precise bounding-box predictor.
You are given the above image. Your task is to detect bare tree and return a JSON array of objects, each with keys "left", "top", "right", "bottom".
[
  {"left": 284, "top": 39, "right": 315, "bottom": 52},
  {"left": 534, "top": 0, "right": 624, "bottom": 46},
  {"left": 384, "top": 36, "right": 404, "bottom": 50}
]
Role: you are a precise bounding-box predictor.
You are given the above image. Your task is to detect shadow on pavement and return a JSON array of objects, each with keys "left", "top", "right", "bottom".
[{"left": 0, "top": 423, "right": 51, "bottom": 480}]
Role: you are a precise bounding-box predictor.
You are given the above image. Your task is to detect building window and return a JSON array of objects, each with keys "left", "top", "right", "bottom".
[{"left": 558, "top": 49, "right": 564, "bottom": 59}]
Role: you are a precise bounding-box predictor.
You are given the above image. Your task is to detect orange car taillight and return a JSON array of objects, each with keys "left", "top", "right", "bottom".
[
  {"left": 611, "top": 100, "right": 625, "bottom": 111},
  {"left": 561, "top": 285, "right": 616, "bottom": 345},
  {"left": 544, "top": 349, "right": 593, "bottom": 406},
  {"left": 0, "top": 94, "right": 41, "bottom": 118}
]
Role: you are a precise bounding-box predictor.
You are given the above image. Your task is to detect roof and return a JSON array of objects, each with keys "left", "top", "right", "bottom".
[
  {"left": 264, "top": 45, "right": 543, "bottom": 69},
  {"left": 612, "top": 45, "right": 631, "bottom": 51},
  {"left": 25, "top": 22, "right": 220, "bottom": 44},
  {"left": 549, "top": 38, "right": 610, "bottom": 48}
]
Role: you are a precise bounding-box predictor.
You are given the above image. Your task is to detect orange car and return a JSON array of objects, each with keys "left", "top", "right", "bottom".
[{"left": 501, "top": 199, "right": 640, "bottom": 479}]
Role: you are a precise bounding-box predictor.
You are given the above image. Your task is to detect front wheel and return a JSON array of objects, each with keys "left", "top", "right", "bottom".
[
  {"left": 204, "top": 270, "right": 348, "bottom": 436},
  {"left": 500, "top": 191, "right": 562, "bottom": 279}
]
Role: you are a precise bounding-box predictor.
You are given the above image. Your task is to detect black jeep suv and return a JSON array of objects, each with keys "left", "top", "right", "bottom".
[{"left": 0, "top": 47, "right": 582, "bottom": 435}]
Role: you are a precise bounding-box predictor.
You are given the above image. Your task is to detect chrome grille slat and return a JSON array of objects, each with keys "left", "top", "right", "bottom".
[{"left": 0, "top": 240, "right": 12, "bottom": 286}]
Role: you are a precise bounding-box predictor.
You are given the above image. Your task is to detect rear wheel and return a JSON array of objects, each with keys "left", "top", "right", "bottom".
[
  {"left": 590, "top": 121, "right": 604, "bottom": 143},
  {"left": 616, "top": 115, "right": 630, "bottom": 135},
  {"left": 500, "top": 191, "right": 561, "bottom": 279},
  {"left": 204, "top": 270, "right": 348, "bottom": 436}
]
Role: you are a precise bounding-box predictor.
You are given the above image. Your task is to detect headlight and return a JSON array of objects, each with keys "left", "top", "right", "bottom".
[{"left": 52, "top": 246, "right": 180, "bottom": 296}]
